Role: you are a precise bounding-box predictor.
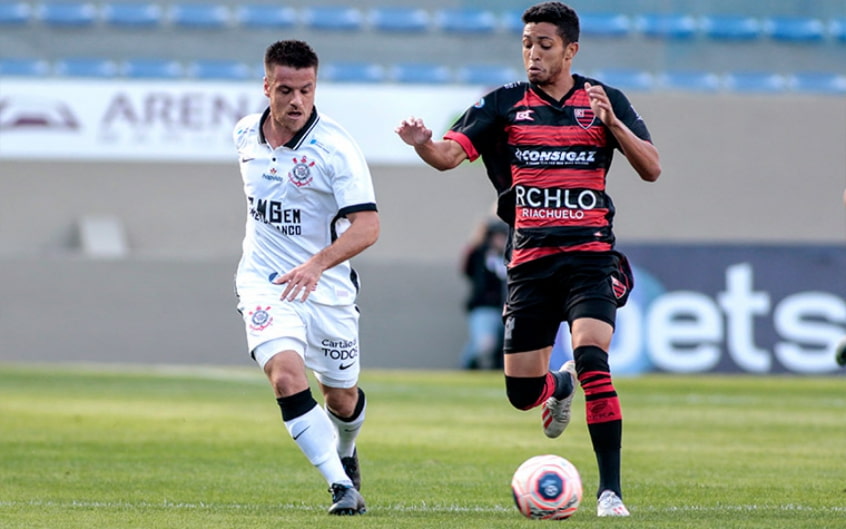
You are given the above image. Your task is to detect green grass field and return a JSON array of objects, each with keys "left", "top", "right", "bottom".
[{"left": 1, "top": 364, "right": 844, "bottom": 529}]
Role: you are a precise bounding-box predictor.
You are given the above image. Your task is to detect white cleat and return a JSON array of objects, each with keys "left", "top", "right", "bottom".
[
  {"left": 597, "top": 490, "right": 630, "bottom": 517},
  {"left": 541, "top": 360, "right": 577, "bottom": 438}
]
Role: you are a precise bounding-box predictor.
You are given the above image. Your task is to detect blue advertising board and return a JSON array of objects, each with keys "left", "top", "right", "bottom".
[{"left": 551, "top": 244, "right": 846, "bottom": 375}]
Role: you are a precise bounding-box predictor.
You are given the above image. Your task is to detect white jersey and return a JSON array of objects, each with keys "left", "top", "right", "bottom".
[{"left": 233, "top": 107, "right": 377, "bottom": 306}]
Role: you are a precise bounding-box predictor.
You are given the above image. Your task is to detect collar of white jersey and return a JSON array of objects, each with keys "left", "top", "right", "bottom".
[{"left": 257, "top": 106, "right": 320, "bottom": 150}]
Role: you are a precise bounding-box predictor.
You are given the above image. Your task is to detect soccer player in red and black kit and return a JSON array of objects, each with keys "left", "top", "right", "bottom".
[{"left": 396, "top": 2, "right": 661, "bottom": 517}]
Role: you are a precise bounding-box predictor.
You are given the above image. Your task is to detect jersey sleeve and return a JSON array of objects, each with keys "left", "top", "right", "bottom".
[
  {"left": 233, "top": 113, "right": 258, "bottom": 151},
  {"left": 606, "top": 86, "right": 653, "bottom": 146},
  {"left": 330, "top": 133, "right": 377, "bottom": 216},
  {"left": 443, "top": 89, "right": 504, "bottom": 162}
]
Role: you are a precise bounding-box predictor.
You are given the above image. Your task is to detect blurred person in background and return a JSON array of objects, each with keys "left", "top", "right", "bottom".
[
  {"left": 460, "top": 217, "right": 508, "bottom": 370},
  {"left": 233, "top": 40, "right": 378, "bottom": 515},
  {"left": 837, "top": 188, "right": 846, "bottom": 366},
  {"left": 396, "top": 2, "right": 660, "bottom": 517}
]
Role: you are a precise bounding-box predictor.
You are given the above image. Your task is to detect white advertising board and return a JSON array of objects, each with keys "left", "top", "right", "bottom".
[{"left": 0, "top": 79, "right": 485, "bottom": 164}]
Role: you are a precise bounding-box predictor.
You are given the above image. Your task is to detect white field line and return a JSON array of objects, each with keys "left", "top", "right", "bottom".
[{"left": 1, "top": 499, "right": 845, "bottom": 514}]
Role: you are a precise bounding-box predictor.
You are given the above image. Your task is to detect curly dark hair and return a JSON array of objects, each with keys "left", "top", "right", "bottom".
[
  {"left": 264, "top": 40, "right": 319, "bottom": 72},
  {"left": 522, "top": 2, "right": 580, "bottom": 44}
]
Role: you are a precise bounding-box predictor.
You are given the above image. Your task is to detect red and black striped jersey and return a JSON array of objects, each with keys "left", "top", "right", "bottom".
[{"left": 444, "top": 74, "right": 653, "bottom": 269}]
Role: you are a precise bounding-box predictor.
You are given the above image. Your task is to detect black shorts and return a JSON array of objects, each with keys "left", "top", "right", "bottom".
[{"left": 502, "top": 251, "right": 633, "bottom": 354}]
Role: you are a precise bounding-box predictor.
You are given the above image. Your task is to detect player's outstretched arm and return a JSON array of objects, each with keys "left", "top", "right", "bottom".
[
  {"left": 396, "top": 116, "right": 468, "bottom": 171},
  {"left": 273, "top": 210, "right": 380, "bottom": 302}
]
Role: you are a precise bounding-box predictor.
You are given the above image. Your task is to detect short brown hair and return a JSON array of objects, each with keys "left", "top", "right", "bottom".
[{"left": 264, "top": 40, "right": 319, "bottom": 73}]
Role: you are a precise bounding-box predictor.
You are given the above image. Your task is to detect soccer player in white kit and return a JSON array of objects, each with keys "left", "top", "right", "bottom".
[{"left": 233, "top": 40, "right": 379, "bottom": 515}]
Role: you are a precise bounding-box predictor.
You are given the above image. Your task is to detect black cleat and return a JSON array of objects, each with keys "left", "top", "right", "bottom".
[
  {"left": 340, "top": 448, "right": 361, "bottom": 490},
  {"left": 328, "top": 483, "right": 367, "bottom": 515}
]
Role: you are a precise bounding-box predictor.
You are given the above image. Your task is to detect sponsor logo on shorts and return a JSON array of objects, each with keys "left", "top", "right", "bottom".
[
  {"left": 322, "top": 338, "right": 358, "bottom": 369},
  {"left": 248, "top": 305, "right": 273, "bottom": 331},
  {"left": 611, "top": 276, "right": 627, "bottom": 299}
]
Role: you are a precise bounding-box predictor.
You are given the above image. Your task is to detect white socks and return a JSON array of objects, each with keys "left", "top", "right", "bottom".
[
  {"left": 284, "top": 405, "right": 352, "bottom": 487},
  {"left": 326, "top": 397, "right": 367, "bottom": 459}
]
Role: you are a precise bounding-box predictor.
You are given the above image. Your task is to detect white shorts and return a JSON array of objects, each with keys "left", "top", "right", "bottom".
[{"left": 237, "top": 287, "right": 361, "bottom": 389}]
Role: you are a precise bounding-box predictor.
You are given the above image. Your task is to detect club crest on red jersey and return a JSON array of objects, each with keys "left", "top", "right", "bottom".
[
  {"left": 574, "top": 107, "right": 595, "bottom": 129},
  {"left": 289, "top": 156, "right": 315, "bottom": 187}
]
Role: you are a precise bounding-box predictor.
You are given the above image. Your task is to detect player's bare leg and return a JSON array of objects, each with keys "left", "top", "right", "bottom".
[
  {"left": 322, "top": 384, "right": 366, "bottom": 490},
  {"left": 265, "top": 352, "right": 364, "bottom": 514}
]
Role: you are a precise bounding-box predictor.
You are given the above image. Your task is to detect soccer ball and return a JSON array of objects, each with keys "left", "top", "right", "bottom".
[{"left": 511, "top": 454, "right": 582, "bottom": 520}]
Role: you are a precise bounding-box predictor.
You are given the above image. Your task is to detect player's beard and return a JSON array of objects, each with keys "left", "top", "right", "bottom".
[
  {"left": 529, "top": 72, "right": 554, "bottom": 87},
  {"left": 527, "top": 62, "right": 562, "bottom": 87}
]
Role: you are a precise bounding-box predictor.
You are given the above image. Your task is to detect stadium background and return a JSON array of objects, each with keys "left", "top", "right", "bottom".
[{"left": 0, "top": 0, "right": 844, "bottom": 373}]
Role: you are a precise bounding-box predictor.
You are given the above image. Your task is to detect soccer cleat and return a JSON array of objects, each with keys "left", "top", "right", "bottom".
[
  {"left": 597, "top": 490, "right": 630, "bottom": 517},
  {"left": 541, "top": 360, "right": 577, "bottom": 438},
  {"left": 328, "top": 483, "right": 367, "bottom": 515},
  {"left": 340, "top": 448, "right": 361, "bottom": 490}
]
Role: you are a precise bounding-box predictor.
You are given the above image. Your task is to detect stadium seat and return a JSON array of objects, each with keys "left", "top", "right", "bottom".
[
  {"left": 579, "top": 13, "right": 632, "bottom": 37},
  {"left": 723, "top": 72, "right": 788, "bottom": 94},
  {"left": 38, "top": 2, "right": 98, "bottom": 27},
  {"left": 829, "top": 18, "right": 846, "bottom": 42},
  {"left": 456, "top": 64, "right": 519, "bottom": 86},
  {"left": 592, "top": 69, "right": 655, "bottom": 92},
  {"left": 390, "top": 63, "right": 452, "bottom": 84},
  {"left": 0, "top": 58, "right": 50, "bottom": 76},
  {"left": 102, "top": 3, "right": 163, "bottom": 28},
  {"left": 122, "top": 58, "right": 184, "bottom": 79},
  {"left": 321, "top": 62, "right": 386, "bottom": 83},
  {"left": 500, "top": 9, "right": 524, "bottom": 33},
  {"left": 657, "top": 71, "right": 722, "bottom": 93},
  {"left": 788, "top": 72, "right": 846, "bottom": 94},
  {"left": 301, "top": 6, "right": 363, "bottom": 31},
  {"left": 54, "top": 58, "right": 119, "bottom": 78},
  {"left": 700, "top": 15, "right": 763, "bottom": 41},
  {"left": 235, "top": 5, "right": 297, "bottom": 29},
  {"left": 434, "top": 8, "right": 499, "bottom": 34},
  {"left": 0, "top": 2, "right": 32, "bottom": 25},
  {"left": 169, "top": 4, "right": 230, "bottom": 29},
  {"left": 635, "top": 13, "right": 698, "bottom": 39},
  {"left": 368, "top": 7, "right": 430, "bottom": 33},
  {"left": 188, "top": 60, "right": 253, "bottom": 80},
  {"left": 764, "top": 17, "right": 825, "bottom": 42}
]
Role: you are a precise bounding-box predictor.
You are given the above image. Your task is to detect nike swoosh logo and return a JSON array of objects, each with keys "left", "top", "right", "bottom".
[
  {"left": 292, "top": 425, "right": 310, "bottom": 440},
  {"left": 339, "top": 362, "right": 355, "bottom": 370},
  {"left": 240, "top": 157, "right": 255, "bottom": 163}
]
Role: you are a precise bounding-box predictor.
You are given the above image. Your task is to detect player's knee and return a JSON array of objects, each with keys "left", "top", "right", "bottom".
[
  {"left": 573, "top": 345, "right": 609, "bottom": 375},
  {"left": 268, "top": 371, "right": 307, "bottom": 399},
  {"left": 326, "top": 387, "right": 365, "bottom": 420},
  {"left": 505, "top": 375, "right": 547, "bottom": 410}
]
